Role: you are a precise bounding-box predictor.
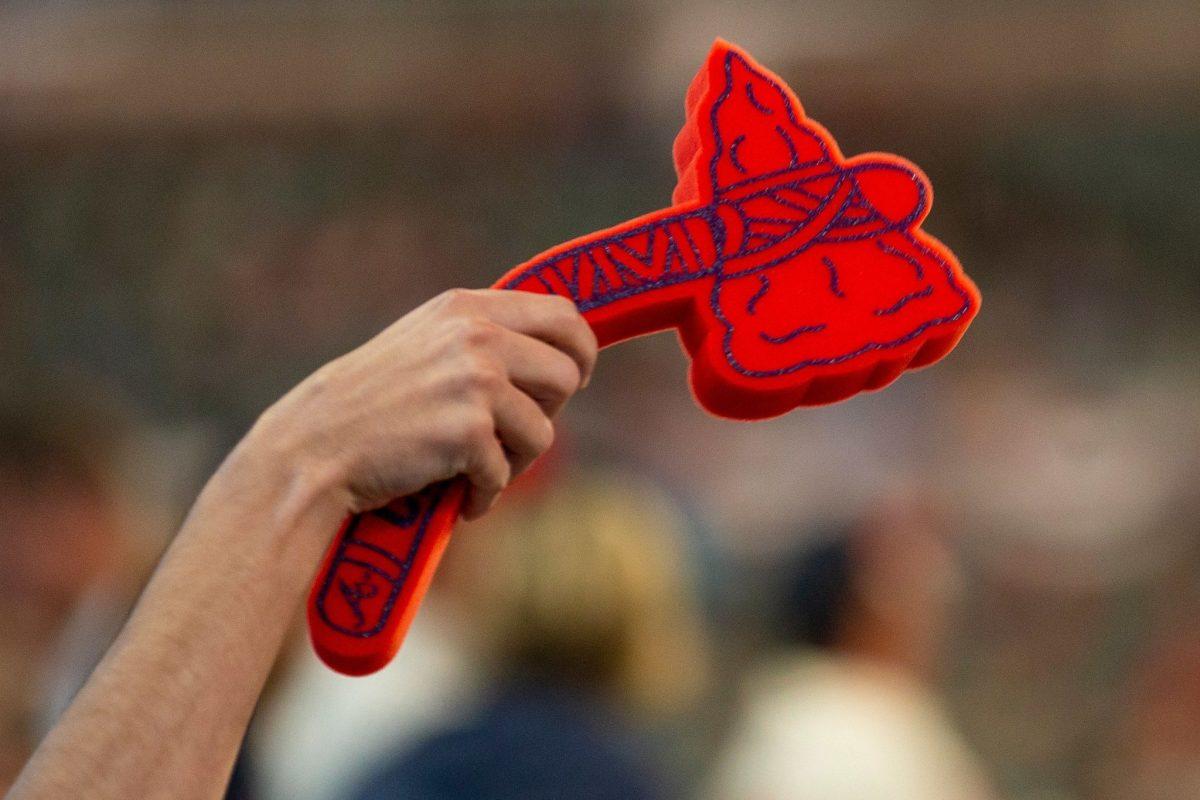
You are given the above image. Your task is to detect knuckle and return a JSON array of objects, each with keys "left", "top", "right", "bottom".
[
  {"left": 474, "top": 460, "right": 507, "bottom": 494},
  {"left": 542, "top": 378, "right": 573, "bottom": 405},
  {"left": 462, "top": 316, "right": 497, "bottom": 347},
  {"left": 545, "top": 292, "right": 577, "bottom": 314},
  {"left": 578, "top": 320, "right": 599, "bottom": 357},
  {"left": 488, "top": 458, "right": 512, "bottom": 491},
  {"left": 558, "top": 353, "right": 585, "bottom": 389},
  {"left": 469, "top": 366, "right": 503, "bottom": 396},
  {"left": 547, "top": 296, "right": 581, "bottom": 326},
  {"left": 532, "top": 418, "right": 555, "bottom": 453},
  {"left": 457, "top": 353, "right": 502, "bottom": 395},
  {"left": 544, "top": 354, "right": 581, "bottom": 398},
  {"left": 583, "top": 326, "right": 600, "bottom": 357},
  {"left": 439, "top": 287, "right": 476, "bottom": 311},
  {"left": 463, "top": 411, "right": 496, "bottom": 447},
  {"left": 444, "top": 407, "right": 492, "bottom": 449},
  {"left": 445, "top": 314, "right": 495, "bottom": 351}
]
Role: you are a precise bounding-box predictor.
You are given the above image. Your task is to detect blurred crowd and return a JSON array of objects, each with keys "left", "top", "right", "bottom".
[{"left": 2, "top": 2, "right": 1198, "bottom": 799}]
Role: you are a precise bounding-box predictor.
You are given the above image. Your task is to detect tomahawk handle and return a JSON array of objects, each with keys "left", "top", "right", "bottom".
[
  {"left": 305, "top": 215, "right": 684, "bottom": 675},
  {"left": 306, "top": 40, "right": 981, "bottom": 677},
  {"left": 307, "top": 480, "right": 467, "bottom": 675}
]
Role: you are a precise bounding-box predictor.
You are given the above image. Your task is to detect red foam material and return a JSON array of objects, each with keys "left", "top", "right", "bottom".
[{"left": 308, "top": 40, "right": 980, "bottom": 675}]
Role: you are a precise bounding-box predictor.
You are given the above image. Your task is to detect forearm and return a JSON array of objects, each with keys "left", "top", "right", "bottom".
[
  {"left": 8, "top": 424, "right": 345, "bottom": 800},
  {"left": 6, "top": 288, "right": 596, "bottom": 799}
]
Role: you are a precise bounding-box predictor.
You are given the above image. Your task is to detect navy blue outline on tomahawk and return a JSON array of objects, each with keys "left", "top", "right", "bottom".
[
  {"left": 500, "top": 50, "right": 972, "bottom": 379},
  {"left": 314, "top": 51, "right": 975, "bottom": 643},
  {"left": 315, "top": 482, "right": 447, "bottom": 638}
]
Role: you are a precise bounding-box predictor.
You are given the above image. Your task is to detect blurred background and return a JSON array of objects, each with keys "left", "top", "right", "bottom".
[{"left": 2, "top": 1, "right": 1198, "bottom": 798}]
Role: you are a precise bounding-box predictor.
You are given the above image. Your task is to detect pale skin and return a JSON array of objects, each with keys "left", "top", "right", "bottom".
[{"left": 6, "top": 289, "right": 597, "bottom": 800}]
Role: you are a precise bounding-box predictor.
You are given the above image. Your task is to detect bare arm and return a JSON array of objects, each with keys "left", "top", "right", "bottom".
[{"left": 7, "top": 289, "right": 597, "bottom": 800}]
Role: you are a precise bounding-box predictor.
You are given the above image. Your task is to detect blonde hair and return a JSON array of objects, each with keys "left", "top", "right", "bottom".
[{"left": 438, "top": 469, "right": 710, "bottom": 718}]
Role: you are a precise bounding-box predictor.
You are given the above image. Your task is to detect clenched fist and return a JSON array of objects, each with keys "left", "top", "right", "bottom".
[{"left": 254, "top": 288, "right": 597, "bottom": 519}]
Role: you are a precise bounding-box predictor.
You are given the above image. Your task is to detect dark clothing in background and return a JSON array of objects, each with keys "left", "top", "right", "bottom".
[{"left": 348, "top": 681, "right": 664, "bottom": 800}]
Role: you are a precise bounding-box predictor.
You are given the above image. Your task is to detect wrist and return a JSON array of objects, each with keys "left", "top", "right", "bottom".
[{"left": 218, "top": 410, "right": 351, "bottom": 541}]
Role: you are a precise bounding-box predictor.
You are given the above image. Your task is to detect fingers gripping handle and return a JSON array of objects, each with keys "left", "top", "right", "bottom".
[
  {"left": 305, "top": 254, "right": 591, "bottom": 675},
  {"left": 307, "top": 481, "right": 466, "bottom": 675},
  {"left": 305, "top": 273, "right": 581, "bottom": 674}
]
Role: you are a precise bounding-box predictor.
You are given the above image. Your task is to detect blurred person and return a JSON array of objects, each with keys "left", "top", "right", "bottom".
[
  {"left": 0, "top": 394, "right": 144, "bottom": 793},
  {"left": 709, "top": 492, "right": 996, "bottom": 800},
  {"left": 246, "top": 453, "right": 571, "bottom": 800},
  {"left": 342, "top": 468, "right": 711, "bottom": 800},
  {"left": 6, "top": 288, "right": 598, "bottom": 799},
  {"left": 246, "top": 594, "right": 489, "bottom": 800}
]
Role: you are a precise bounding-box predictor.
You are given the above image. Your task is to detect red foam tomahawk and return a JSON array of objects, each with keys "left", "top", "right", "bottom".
[{"left": 308, "top": 40, "right": 980, "bottom": 675}]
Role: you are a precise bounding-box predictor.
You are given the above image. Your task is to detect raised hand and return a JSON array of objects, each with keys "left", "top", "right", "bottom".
[{"left": 259, "top": 288, "right": 596, "bottom": 520}]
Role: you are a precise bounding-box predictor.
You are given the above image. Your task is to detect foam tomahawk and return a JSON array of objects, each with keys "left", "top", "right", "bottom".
[{"left": 308, "top": 40, "right": 980, "bottom": 675}]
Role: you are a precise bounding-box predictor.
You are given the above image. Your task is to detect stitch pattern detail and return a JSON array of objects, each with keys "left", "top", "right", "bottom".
[
  {"left": 875, "top": 285, "right": 934, "bottom": 316},
  {"left": 315, "top": 482, "right": 447, "bottom": 638},
  {"left": 760, "top": 323, "right": 827, "bottom": 344},
  {"left": 500, "top": 49, "right": 972, "bottom": 382},
  {"left": 338, "top": 568, "right": 380, "bottom": 629},
  {"left": 746, "top": 274, "right": 770, "bottom": 315},
  {"left": 311, "top": 42, "right": 979, "bottom": 648},
  {"left": 730, "top": 135, "right": 749, "bottom": 174},
  {"left": 822, "top": 256, "right": 846, "bottom": 298},
  {"left": 745, "top": 81, "right": 773, "bottom": 114}
]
